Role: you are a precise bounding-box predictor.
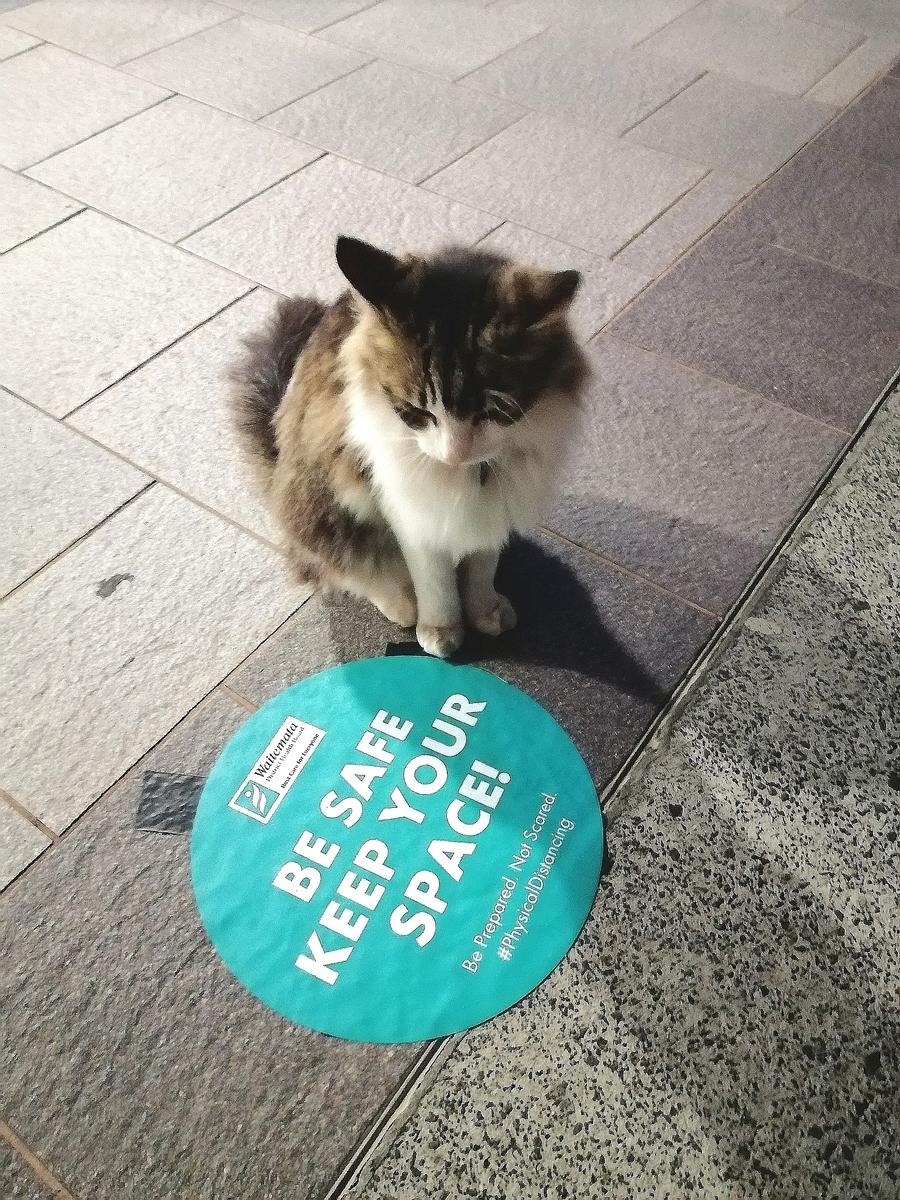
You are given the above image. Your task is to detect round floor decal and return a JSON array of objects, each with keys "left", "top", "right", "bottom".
[{"left": 192, "top": 658, "right": 602, "bottom": 1043}]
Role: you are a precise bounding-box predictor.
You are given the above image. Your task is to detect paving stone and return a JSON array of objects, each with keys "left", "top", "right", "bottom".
[
  {"left": 477, "top": 223, "right": 650, "bottom": 341},
  {"left": 0, "top": 44, "right": 168, "bottom": 170},
  {"left": 0, "top": 166, "right": 80, "bottom": 252},
  {"left": 1, "top": 0, "right": 230, "bottom": 64},
  {"left": 490, "top": 0, "right": 698, "bottom": 42},
  {"left": 0, "top": 1141, "right": 56, "bottom": 1199},
  {"left": 0, "top": 22, "right": 35, "bottom": 55},
  {"left": 0, "top": 389, "right": 147, "bottom": 595},
  {"left": 320, "top": 0, "right": 543, "bottom": 79},
  {"left": 28, "top": 95, "right": 320, "bottom": 241},
  {"left": 427, "top": 112, "right": 705, "bottom": 255},
  {"left": 0, "top": 486, "right": 303, "bottom": 830},
  {"left": 807, "top": 36, "right": 900, "bottom": 104},
  {"left": 794, "top": 0, "right": 900, "bottom": 38},
  {"left": 0, "top": 798, "right": 50, "bottom": 890},
  {"left": 814, "top": 76, "right": 900, "bottom": 165},
  {"left": 218, "top": 0, "right": 383, "bottom": 32},
  {"left": 184, "top": 154, "right": 499, "bottom": 299},
  {"left": 264, "top": 59, "right": 523, "bottom": 184},
  {"left": 125, "top": 14, "right": 367, "bottom": 120},
  {"left": 609, "top": 218, "right": 900, "bottom": 430},
  {"left": 546, "top": 337, "right": 846, "bottom": 612},
  {"left": 465, "top": 26, "right": 701, "bottom": 134},
  {"left": 737, "top": 140, "right": 900, "bottom": 288},
  {"left": 640, "top": 0, "right": 861, "bottom": 95},
  {"left": 0, "top": 692, "right": 423, "bottom": 1199},
  {"left": 230, "top": 533, "right": 715, "bottom": 786},
  {"left": 0, "top": 210, "right": 248, "bottom": 416},
  {"left": 71, "top": 291, "right": 280, "bottom": 542},
  {"left": 613, "top": 171, "right": 751, "bottom": 278},
  {"left": 348, "top": 397, "right": 900, "bottom": 1200},
  {"left": 627, "top": 73, "right": 834, "bottom": 181}
]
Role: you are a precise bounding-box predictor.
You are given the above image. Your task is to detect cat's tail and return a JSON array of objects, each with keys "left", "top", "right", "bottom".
[{"left": 229, "top": 295, "right": 326, "bottom": 467}]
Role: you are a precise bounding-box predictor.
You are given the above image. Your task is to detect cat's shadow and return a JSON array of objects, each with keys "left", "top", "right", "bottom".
[{"left": 327, "top": 536, "right": 668, "bottom": 706}]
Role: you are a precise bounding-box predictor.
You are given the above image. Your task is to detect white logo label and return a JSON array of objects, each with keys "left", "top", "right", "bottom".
[{"left": 229, "top": 716, "right": 325, "bottom": 824}]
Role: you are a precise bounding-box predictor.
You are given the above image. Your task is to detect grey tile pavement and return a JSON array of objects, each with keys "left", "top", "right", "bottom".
[
  {"left": 627, "top": 73, "right": 835, "bottom": 181},
  {"left": 613, "top": 170, "right": 750, "bottom": 277},
  {"left": 264, "top": 59, "right": 524, "bottom": 185},
  {"left": 70, "top": 290, "right": 281, "bottom": 542},
  {"left": 815, "top": 76, "right": 900, "bottom": 164},
  {"left": 0, "top": 485, "right": 302, "bottom": 831},
  {"left": 183, "top": 154, "right": 500, "bottom": 299},
  {"left": 640, "top": 0, "right": 862, "bottom": 95},
  {"left": 0, "top": 22, "right": 36, "bottom": 56},
  {"left": 464, "top": 25, "right": 701, "bottom": 133},
  {"left": 220, "top": 0, "right": 378, "bottom": 32},
  {"left": 0, "top": 797, "right": 50, "bottom": 890},
  {"left": 0, "top": 388, "right": 147, "bottom": 595},
  {"left": 546, "top": 336, "right": 846, "bottom": 612},
  {"left": 124, "top": 13, "right": 368, "bottom": 120},
  {"left": 0, "top": 44, "right": 168, "bottom": 171},
  {"left": 794, "top": 0, "right": 900, "bottom": 38},
  {"left": 609, "top": 218, "right": 900, "bottom": 429},
  {"left": 0, "top": 692, "right": 425, "bottom": 1200},
  {"left": 807, "top": 36, "right": 900, "bottom": 105},
  {"left": 348, "top": 392, "right": 900, "bottom": 1200},
  {"left": 27, "top": 94, "right": 321, "bottom": 241},
  {"left": 1, "top": 0, "right": 231, "bottom": 65},
  {"left": 477, "top": 222, "right": 650, "bottom": 341},
  {"left": 426, "top": 112, "right": 706, "bottom": 255},
  {"left": 736, "top": 139, "right": 900, "bottom": 288},
  {"left": 0, "top": 209, "right": 248, "bottom": 415},
  {"left": 319, "top": 0, "right": 543, "bottom": 79},
  {"left": 230, "top": 533, "right": 716, "bottom": 785},
  {"left": 0, "top": 165, "right": 80, "bottom": 252}
]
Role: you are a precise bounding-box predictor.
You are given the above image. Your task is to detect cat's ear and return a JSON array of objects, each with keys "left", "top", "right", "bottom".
[
  {"left": 501, "top": 265, "right": 581, "bottom": 327},
  {"left": 336, "top": 236, "right": 409, "bottom": 310}
]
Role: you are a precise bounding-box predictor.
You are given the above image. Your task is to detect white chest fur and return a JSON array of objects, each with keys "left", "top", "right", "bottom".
[{"left": 346, "top": 384, "right": 575, "bottom": 561}]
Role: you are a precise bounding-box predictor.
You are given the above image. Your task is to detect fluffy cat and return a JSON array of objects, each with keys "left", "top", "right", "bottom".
[{"left": 231, "top": 236, "right": 588, "bottom": 658}]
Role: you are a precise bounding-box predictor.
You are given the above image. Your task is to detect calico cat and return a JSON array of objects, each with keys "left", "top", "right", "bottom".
[{"left": 231, "top": 235, "right": 587, "bottom": 658}]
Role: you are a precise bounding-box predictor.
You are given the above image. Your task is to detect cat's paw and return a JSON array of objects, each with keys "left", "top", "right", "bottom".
[
  {"left": 417, "top": 622, "right": 465, "bottom": 658},
  {"left": 375, "top": 590, "right": 417, "bottom": 629},
  {"left": 467, "top": 592, "right": 517, "bottom": 637}
]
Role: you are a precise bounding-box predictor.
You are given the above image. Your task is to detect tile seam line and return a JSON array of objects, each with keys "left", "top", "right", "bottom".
[
  {"left": 218, "top": 680, "right": 259, "bottom": 713},
  {"left": 0, "top": 601, "right": 314, "bottom": 868},
  {"left": 17, "top": 92, "right": 174, "bottom": 173},
  {"left": 630, "top": 0, "right": 711, "bottom": 49},
  {"left": 172, "top": 154, "right": 326, "bottom": 243},
  {"left": 3, "top": 8, "right": 238, "bottom": 71},
  {"left": 0, "top": 787, "right": 58, "bottom": 843},
  {"left": 608, "top": 166, "right": 715, "bottom": 261},
  {"left": 617, "top": 68, "right": 708, "bottom": 138},
  {"left": 414, "top": 110, "right": 535, "bottom": 186},
  {"left": 1, "top": 379, "right": 286, "bottom": 552},
  {"left": 0, "top": 480, "right": 156, "bottom": 605},
  {"left": 0, "top": 39, "right": 44, "bottom": 65},
  {"left": 253, "top": 58, "right": 375, "bottom": 123},
  {"left": 596, "top": 362, "right": 900, "bottom": 818},
  {"left": 799, "top": 31, "right": 871, "bottom": 98},
  {"left": 317, "top": 1037, "right": 452, "bottom": 1200},
  {"left": 57, "top": 284, "right": 258, "bottom": 419},
  {"left": 0, "top": 205, "right": 85, "bottom": 256},
  {"left": 0, "top": 1120, "right": 76, "bottom": 1199},
  {"left": 115, "top": 9, "right": 242, "bottom": 66},
  {"left": 597, "top": 331, "right": 854, "bottom": 438},
  {"left": 452, "top": 24, "right": 549, "bottom": 85},
  {"left": 536, "top": 527, "right": 720, "bottom": 619},
  {"left": 772, "top": 240, "right": 900, "bottom": 292}
]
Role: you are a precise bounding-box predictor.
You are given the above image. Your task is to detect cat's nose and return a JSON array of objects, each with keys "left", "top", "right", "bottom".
[{"left": 444, "top": 431, "right": 474, "bottom": 466}]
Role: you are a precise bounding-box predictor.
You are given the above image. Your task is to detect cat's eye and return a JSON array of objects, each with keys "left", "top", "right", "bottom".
[{"left": 398, "top": 404, "right": 436, "bottom": 430}]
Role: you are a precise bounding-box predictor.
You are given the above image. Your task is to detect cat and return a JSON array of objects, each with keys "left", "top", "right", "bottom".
[{"left": 231, "top": 235, "right": 588, "bottom": 658}]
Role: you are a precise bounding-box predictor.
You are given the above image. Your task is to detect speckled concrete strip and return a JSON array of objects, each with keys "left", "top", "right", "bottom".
[{"left": 346, "top": 391, "right": 900, "bottom": 1200}]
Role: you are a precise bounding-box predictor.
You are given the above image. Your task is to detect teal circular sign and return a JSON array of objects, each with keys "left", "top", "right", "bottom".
[{"left": 192, "top": 658, "right": 602, "bottom": 1043}]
